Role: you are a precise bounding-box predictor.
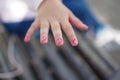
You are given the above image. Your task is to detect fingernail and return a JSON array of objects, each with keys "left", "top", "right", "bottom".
[
  {"left": 24, "top": 36, "right": 30, "bottom": 42},
  {"left": 56, "top": 38, "right": 62, "bottom": 45},
  {"left": 71, "top": 39, "right": 78, "bottom": 46},
  {"left": 41, "top": 36, "right": 47, "bottom": 43}
]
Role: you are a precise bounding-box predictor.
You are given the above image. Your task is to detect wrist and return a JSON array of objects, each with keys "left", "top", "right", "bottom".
[{"left": 37, "top": 0, "right": 62, "bottom": 11}]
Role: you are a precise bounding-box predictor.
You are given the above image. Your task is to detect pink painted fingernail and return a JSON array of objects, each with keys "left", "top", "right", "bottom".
[
  {"left": 24, "top": 36, "right": 30, "bottom": 42},
  {"left": 71, "top": 39, "right": 78, "bottom": 46},
  {"left": 56, "top": 38, "right": 62, "bottom": 45},
  {"left": 41, "top": 36, "right": 47, "bottom": 43}
]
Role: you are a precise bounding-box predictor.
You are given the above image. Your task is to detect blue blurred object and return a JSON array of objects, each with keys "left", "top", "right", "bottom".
[{"left": 2, "top": 19, "right": 34, "bottom": 38}]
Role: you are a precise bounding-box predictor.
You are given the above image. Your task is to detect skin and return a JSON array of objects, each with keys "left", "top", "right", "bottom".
[{"left": 24, "top": 0, "right": 88, "bottom": 46}]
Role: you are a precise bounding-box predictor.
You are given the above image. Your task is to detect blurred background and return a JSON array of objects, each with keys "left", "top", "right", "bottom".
[
  {"left": 88, "top": 0, "right": 120, "bottom": 30},
  {"left": 0, "top": 0, "right": 120, "bottom": 80},
  {"left": 88, "top": 0, "right": 120, "bottom": 63}
]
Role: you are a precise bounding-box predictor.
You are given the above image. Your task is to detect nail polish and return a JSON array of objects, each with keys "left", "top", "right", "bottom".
[
  {"left": 24, "top": 36, "right": 29, "bottom": 42},
  {"left": 41, "top": 36, "right": 47, "bottom": 43},
  {"left": 72, "top": 39, "right": 78, "bottom": 46},
  {"left": 56, "top": 38, "right": 62, "bottom": 45}
]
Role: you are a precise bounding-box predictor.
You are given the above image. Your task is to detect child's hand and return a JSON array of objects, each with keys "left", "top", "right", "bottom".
[{"left": 24, "top": 0, "right": 88, "bottom": 46}]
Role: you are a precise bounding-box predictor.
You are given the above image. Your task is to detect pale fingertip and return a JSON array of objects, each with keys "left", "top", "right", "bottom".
[{"left": 82, "top": 24, "right": 88, "bottom": 30}]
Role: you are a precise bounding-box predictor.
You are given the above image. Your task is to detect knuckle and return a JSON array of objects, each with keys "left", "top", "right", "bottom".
[
  {"left": 55, "top": 33, "right": 62, "bottom": 38},
  {"left": 26, "top": 31, "right": 32, "bottom": 36},
  {"left": 31, "top": 22, "right": 39, "bottom": 29},
  {"left": 41, "top": 23, "right": 49, "bottom": 29},
  {"left": 69, "top": 33, "right": 74, "bottom": 39},
  {"left": 62, "top": 21, "right": 71, "bottom": 30},
  {"left": 41, "top": 28, "right": 48, "bottom": 35},
  {"left": 30, "top": 26, "right": 35, "bottom": 32},
  {"left": 63, "top": 26, "right": 70, "bottom": 30},
  {"left": 41, "top": 28, "right": 49, "bottom": 35},
  {"left": 51, "top": 23, "right": 60, "bottom": 30},
  {"left": 41, "top": 20, "right": 49, "bottom": 26},
  {"left": 31, "top": 22, "right": 36, "bottom": 26},
  {"left": 52, "top": 21, "right": 59, "bottom": 27}
]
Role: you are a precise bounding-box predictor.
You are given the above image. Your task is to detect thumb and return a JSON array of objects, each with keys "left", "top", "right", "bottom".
[{"left": 69, "top": 13, "right": 88, "bottom": 31}]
